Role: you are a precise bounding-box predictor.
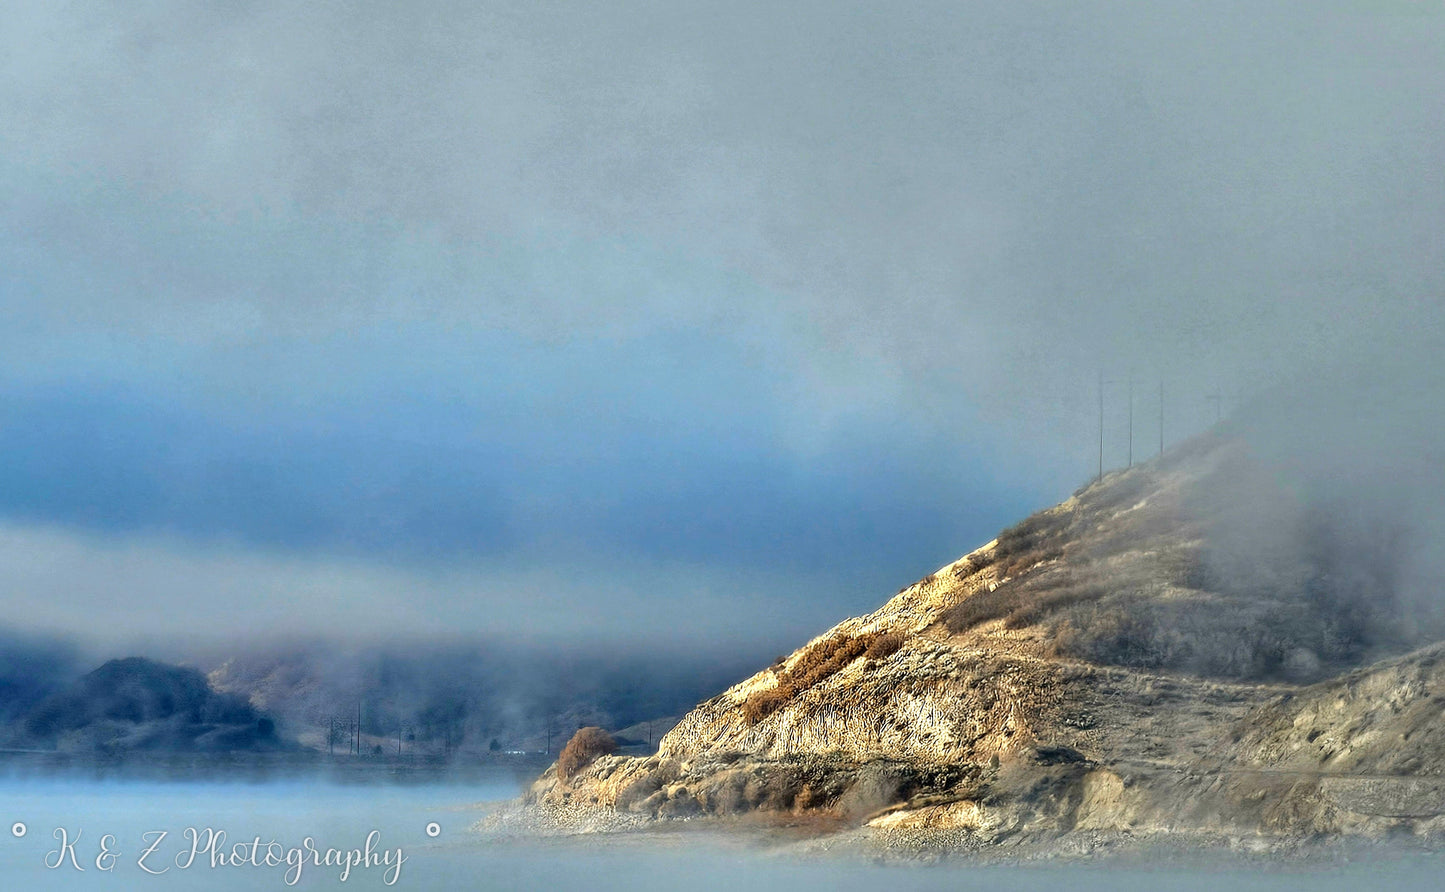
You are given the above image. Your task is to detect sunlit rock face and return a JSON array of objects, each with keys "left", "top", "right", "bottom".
[{"left": 529, "top": 429, "right": 1445, "bottom": 846}]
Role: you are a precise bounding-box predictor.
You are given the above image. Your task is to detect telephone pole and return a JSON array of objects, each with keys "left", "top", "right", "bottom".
[
  {"left": 1127, "top": 375, "right": 1134, "bottom": 468},
  {"left": 1158, "top": 381, "right": 1164, "bottom": 457},
  {"left": 1097, "top": 370, "right": 1104, "bottom": 482}
]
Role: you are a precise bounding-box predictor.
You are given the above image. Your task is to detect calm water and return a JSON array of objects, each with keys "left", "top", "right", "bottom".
[{"left": 0, "top": 773, "right": 1441, "bottom": 891}]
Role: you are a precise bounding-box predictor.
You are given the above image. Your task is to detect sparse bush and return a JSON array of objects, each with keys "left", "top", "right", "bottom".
[
  {"left": 1047, "top": 605, "right": 1166, "bottom": 668},
  {"left": 1044, "top": 594, "right": 1356, "bottom": 682},
  {"left": 991, "top": 511, "right": 1072, "bottom": 578},
  {"left": 1161, "top": 547, "right": 1213, "bottom": 590},
  {"left": 557, "top": 726, "right": 617, "bottom": 782},
  {"left": 1002, "top": 583, "right": 1107, "bottom": 630},
  {"left": 786, "top": 633, "right": 871, "bottom": 691},
  {"left": 864, "top": 632, "right": 905, "bottom": 661},
  {"left": 742, "top": 631, "right": 908, "bottom": 725},
  {"left": 741, "top": 685, "right": 794, "bottom": 725},
  {"left": 941, "top": 585, "right": 1027, "bottom": 633}
]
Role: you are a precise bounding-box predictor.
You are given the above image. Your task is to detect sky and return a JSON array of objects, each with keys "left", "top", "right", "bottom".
[{"left": 0, "top": 1, "right": 1442, "bottom": 655}]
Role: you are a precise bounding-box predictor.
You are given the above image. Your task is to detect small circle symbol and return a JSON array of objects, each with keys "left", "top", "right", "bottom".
[
  {"left": 425, "top": 822, "right": 441, "bottom": 838},
  {"left": 11, "top": 823, "right": 25, "bottom": 838}
]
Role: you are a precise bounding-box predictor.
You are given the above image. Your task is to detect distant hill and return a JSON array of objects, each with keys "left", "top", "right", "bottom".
[
  {"left": 201, "top": 643, "right": 769, "bottom": 758},
  {"left": 0, "top": 637, "right": 754, "bottom": 762},
  {"left": 15, "top": 657, "right": 292, "bottom": 754}
]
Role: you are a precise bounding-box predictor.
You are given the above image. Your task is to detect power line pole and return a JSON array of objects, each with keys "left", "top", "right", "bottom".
[
  {"left": 1097, "top": 370, "right": 1105, "bottom": 483},
  {"left": 1127, "top": 375, "right": 1134, "bottom": 468}
]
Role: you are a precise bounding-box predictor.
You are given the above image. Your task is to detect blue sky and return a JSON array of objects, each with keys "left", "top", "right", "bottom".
[{"left": 1, "top": 1, "right": 1441, "bottom": 655}]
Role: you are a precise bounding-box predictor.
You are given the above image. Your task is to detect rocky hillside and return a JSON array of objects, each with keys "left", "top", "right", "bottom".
[{"left": 526, "top": 429, "right": 1445, "bottom": 848}]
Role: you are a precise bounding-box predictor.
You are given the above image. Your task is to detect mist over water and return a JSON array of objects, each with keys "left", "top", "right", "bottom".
[{"left": 2, "top": 775, "right": 1443, "bottom": 891}]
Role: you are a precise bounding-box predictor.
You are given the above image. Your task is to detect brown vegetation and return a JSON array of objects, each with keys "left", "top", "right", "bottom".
[
  {"left": 941, "top": 568, "right": 1108, "bottom": 635},
  {"left": 1042, "top": 594, "right": 1361, "bottom": 681},
  {"left": 990, "top": 510, "right": 1073, "bottom": 578},
  {"left": 742, "top": 630, "right": 908, "bottom": 725},
  {"left": 558, "top": 726, "right": 618, "bottom": 782},
  {"left": 864, "top": 632, "right": 905, "bottom": 661}
]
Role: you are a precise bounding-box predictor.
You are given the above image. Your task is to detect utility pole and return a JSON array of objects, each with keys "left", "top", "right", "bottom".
[
  {"left": 1158, "top": 381, "right": 1164, "bottom": 457},
  {"left": 1097, "top": 370, "right": 1105, "bottom": 483},
  {"left": 1127, "top": 375, "right": 1134, "bottom": 469},
  {"left": 398, "top": 722, "right": 413, "bottom": 757}
]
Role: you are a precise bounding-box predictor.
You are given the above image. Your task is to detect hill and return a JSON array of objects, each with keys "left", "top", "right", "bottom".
[
  {"left": 14, "top": 657, "right": 292, "bottom": 754},
  {"left": 525, "top": 428, "right": 1445, "bottom": 850}
]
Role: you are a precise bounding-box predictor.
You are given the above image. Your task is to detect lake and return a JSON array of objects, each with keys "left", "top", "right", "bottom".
[{"left": 0, "top": 771, "right": 1441, "bottom": 891}]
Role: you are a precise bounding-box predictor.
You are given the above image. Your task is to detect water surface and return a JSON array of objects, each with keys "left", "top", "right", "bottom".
[{"left": 1, "top": 774, "right": 1440, "bottom": 891}]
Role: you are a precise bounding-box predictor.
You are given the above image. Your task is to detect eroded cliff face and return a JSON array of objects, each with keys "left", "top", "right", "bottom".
[{"left": 526, "top": 431, "right": 1445, "bottom": 847}]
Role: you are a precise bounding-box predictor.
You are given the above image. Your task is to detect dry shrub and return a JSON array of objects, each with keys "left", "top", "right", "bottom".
[
  {"left": 1002, "top": 583, "right": 1107, "bottom": 630},
  {"left": 1044, "top": 595, "right": 1354, "bottom": 681},
  {"left": 864, "top": 632, "right": 905, "bottom": 661},
  {"left": 1158, "top": 546, "right": 1212, "bottom": 590},
  {"left": 944, "top": 561, "right": 1114, "bottom": 635},
  {"left": 1047, "top": 606, "right": 1166, "bottom": 669},
  {"left": 941, "top": 585, "right": 1028, "bottom": 633},
  {"left": 991, "top": 510, "right": 1072, "bottom": 578},
  {"left": 742, "top": 630, "right": 907, "bottom": 725},
  {"left": 741, "top": 685, "right": 793, "bottom": 725},
  {"left": 790, "top": 633, "right": 870, "bottom": 689},
  {"left": 557, "top": 726, "right": 618, "bottom": 782}
]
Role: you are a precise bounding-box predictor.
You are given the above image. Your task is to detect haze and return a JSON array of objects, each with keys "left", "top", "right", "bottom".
[{"left": 1, "top": 1, "right": 1441, "bottom": 657}]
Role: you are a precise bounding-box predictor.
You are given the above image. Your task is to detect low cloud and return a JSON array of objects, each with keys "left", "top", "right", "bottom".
[{"left": 0, "top": 520, "right": 845, "bottom": 655}]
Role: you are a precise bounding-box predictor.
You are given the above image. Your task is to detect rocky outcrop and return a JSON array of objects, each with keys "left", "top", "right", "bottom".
[{"left": 527, "top": 431, "right": 1445, "bottom": 849}]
